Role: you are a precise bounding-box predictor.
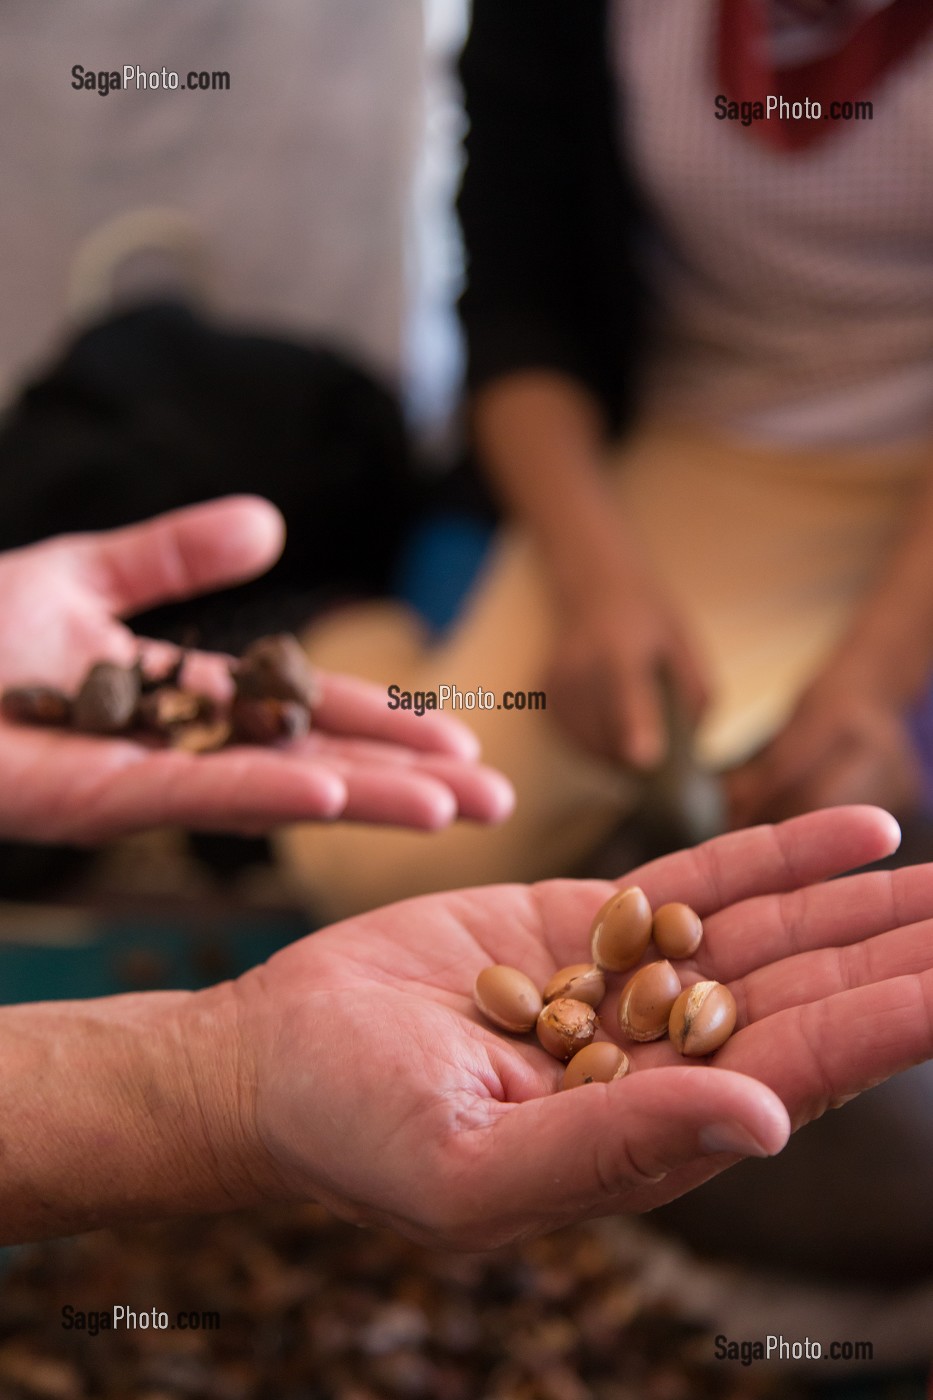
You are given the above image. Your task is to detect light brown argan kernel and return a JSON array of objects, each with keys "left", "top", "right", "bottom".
[
  {"left": 668, "top": 980, "right": 737, "bottom": 1056},
  {"left": 542, "top": 963, "right": 606, "bottom": 1008},
  {"left": 562, "top": 1041, "right": 631, "bottom": 1090},
  {"left": 617, "top": 960, "right": 682, "bottom": 1042},
  {"left": 536, "top": 997, "right": 599, "bottom": 1062},
  {"left": 652, "top": 902, "right": 703, "bottom": 960},
  {"left": 474, "top": 965, "right": 543, "bottom": 1033}
]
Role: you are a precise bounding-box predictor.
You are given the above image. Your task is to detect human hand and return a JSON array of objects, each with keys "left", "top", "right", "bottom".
[
  {"left": 725, "top": 671, "right": 921, "bottom": 829},
  {"left": 0, "top": 497, "right": 513, "bottom": 842},
  {"left": 469, "top": 373, "right": 709, "bottom": 770},
  {"left": 544, "top": 566, "right": 709, "bottom": 770},
  {"left": 215, "top": 805, "right": 933, "bottom": 1249}
]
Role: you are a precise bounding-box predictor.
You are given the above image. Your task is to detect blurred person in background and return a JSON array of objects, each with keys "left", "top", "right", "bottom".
[
  {"left": 5, "top": 493, "right": 933, "bottom": 1378},
  {"left": 5, "top": 0, "right": 933, "bottom": 1325},
  {"left": 0, "top": 0, "right": 470, "bottom": 892},
  {"left": 286, "top": 0, "right": 933, "bottom": 914},
  {"left": 277, "top": 0, "right": 933, "bottom": 1338},
  {"left": 0, "top": 0, "right": 423, "bottom": 401},
  {"left": 0, "top": 0, "right": 433, "bottom": 633}
]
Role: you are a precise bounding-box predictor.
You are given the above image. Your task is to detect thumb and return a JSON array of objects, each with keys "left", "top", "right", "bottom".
[
  {"left": 475, "top": 1067, "right": 789, "bottom": 1237},
  {"left": 85, "top": 495, "right": 286, "bottom": 616}
]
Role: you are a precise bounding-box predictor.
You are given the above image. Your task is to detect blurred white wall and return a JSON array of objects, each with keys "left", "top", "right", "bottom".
[
  {"left": 1, "top": 0, "right": 426, "bottom": 396},
  {"left": 406, "top": 0, "right": 469, "bottom": 445}
]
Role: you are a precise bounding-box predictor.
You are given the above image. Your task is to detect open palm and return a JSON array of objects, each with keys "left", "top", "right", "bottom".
[
  {"left": 0, "top": 497, "right": 512, "bottom": 841},
  {"left": 244, "top": 805, "right": 933, "bottom": 1248}
]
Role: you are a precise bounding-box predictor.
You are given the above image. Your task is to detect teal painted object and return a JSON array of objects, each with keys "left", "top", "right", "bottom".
[
  {"left": 0, "top": 909, "right": 310, "bottom": 1275},
  {"left": 394, "top": 512, "right": 493, "bottom": 632},
  {"left": 0, "top": 912, "right": 310, "bottom": 1004}
]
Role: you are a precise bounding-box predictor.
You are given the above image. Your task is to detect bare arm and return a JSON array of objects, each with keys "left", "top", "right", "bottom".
[
  {"left": 833, "top": 464, "right": 933, "bottom": 704},
  {"left": 8, "top": 809, "right": 933, "bottom": 1250},
  {"left": 473, "top": 373, "right": 709, "bottom": 767},
  {"left": 0, "top": 985, "right": 262, "bottom": 1242},
  {"left": 473, "top": 372, "right": 625, "bottom": 605},
  {"left": 727, "top": 463, "right": 933, "bottom": 826},
  {"left": 458, "top": 6, "right": 709, "bottom": 767}
]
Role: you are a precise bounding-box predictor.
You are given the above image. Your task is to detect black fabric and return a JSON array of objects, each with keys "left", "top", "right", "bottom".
[
  {"left": 0, "top": 301, "right": 418, "bottom": 893},
  {"left": 0, "top": 301, "right": 414, "bottom": 650},
  {"left": 457, "top": 0, "right": 647, "bottom": 433}
]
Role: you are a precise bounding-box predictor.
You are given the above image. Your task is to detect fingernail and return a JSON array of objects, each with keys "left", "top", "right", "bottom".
[
  {"left": 699, "top": 1122, "right": 772, "bottom": 1158},
  {"left": 487, "top": 774, "right": 516, "bottom": 823}
]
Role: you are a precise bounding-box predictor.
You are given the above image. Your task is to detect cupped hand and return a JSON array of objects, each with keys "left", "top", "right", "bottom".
[
  {"left": 0, "top": 497, "right": 513, "bottom": 841},
  {"left": 725, "top": 674, "right": 921, "bottom": 829},
  {"left": 234, "top": 805, "right": 933, "bottom": 1249}
]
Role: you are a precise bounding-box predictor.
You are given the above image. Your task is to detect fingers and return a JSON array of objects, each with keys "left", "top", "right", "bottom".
[
  {"left": 126, "top": 661, "right": 515, "bottom": 825},
  {"left": 624, "top": 806, "right": 901, "bottom": 918},
  {"left": 702, "top": 859, "right": 933, "bottom": 984},
  {"left": 84, "top": 496, "right": 285, "bottom": 616},
  {"left": 726, "top": 722, "right": 820, "bottom": 830},
  {"left": 338, "top": 753, "right": 514, "bottom": 827},
  {"left": 668, "top": 635, "right": 711, "bottom": 729},
  {"left": 726, "top": 703, "right": 920, "bottom": 830},
  {"left": 66, "top": 745, "right": 349, "bottom": 840},
  {"left": 758, "top": 726, "right": 920, "bottom": 826},
  {"left": 614, "top": 630, "right": 710, "bottom": 771},
  {"left": 718, "top": 970, "right": 933, "bottom": 1129},
  {"left": 311, "top": 673, "right": 484, "bottom": 760},
  {"left": 42, "top": 739, "right": 511, "bottom": 843},
  {"left": 472, "top": 1067, "right": 789, "bottom": 1237},
  {"left": 615, "top": 662, "right": 667, "bottom": 770},
  {"left": 467, "top": 964, "right": 933, "bottom": 1242},
  {"left": 727, "top": 906, "right": 933, "bottom": 1028},
  {"left": 321, "top": 753, "right": 514, "bottom": 829}
]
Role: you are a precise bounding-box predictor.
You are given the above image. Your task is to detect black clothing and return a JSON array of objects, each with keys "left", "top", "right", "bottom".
[
  {"left": 0, "top": 302, "right": 417, "bottom": 893},
  {"left": 0, "top": 302, "right": 414, "bottom": 651},
  {"left": 457, "top": 0, "right": 646, "bottom": 432}
]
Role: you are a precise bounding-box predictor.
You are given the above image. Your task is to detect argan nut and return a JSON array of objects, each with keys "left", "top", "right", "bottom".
[
  {"left": 617, "top": 960, "right": 682, "bottom": 1042},
  {"left": 542, "top": 963, "right": 606, "bottom": 1008},
  {"left": 235, "top": 634, "right": 321, "bottom": 708},
  {"left": 562, "top": 1042, "right": 631, "bottom": 1090},
  {"left": 590, "top": 887, "right": 653, "bottom": 973},
  {"left": 652, "top": 902, "right": 703, "bottom": 960},
  {"left": 136, "top": 687, "right": 203, "bottom": 731},
  {"left": 536, "top": 997, "right": 599, "bottom": 1062},
  {"left": 1, "top": 685, "right": 72, "bottom": 727},
  {"left": 170, "top": 719, "right": 232, "bottom": 754},
  {"left": 72, "top": 661, "right": 141, "bottom": 734},
  {"left": 139, "top": 654, "right": 185, "bottom": 693},
  {"left": 473, "top": 965, "right": 543, "bottom": 1033},
  {"left": 231, "top": 696, "right": 310, "bottom": 746},
  {"left": 668, "top": 981, "right": 737, "bottom": 1056}
]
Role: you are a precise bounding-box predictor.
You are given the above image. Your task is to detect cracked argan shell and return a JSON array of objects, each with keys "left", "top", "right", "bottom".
[
  {"left": 536, "top": 997, "right": 599, "bottom": 1062},
  {"left": 668, "top": 981, "right": 737, "bottom": 1056},
  {"left": 542, "top": 963, "right": 606, "bottom": 1008}
]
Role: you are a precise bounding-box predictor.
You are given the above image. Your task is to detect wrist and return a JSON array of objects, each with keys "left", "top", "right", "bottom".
[
  {"left": 0, "top": 983, "right": 275, "bottom": 1243},
  {"left": 172, "top": 979, "right": 279, "bottom": 1212},
  {"left": 818, "top": 636, "right": 925, "bottom": 713}
]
